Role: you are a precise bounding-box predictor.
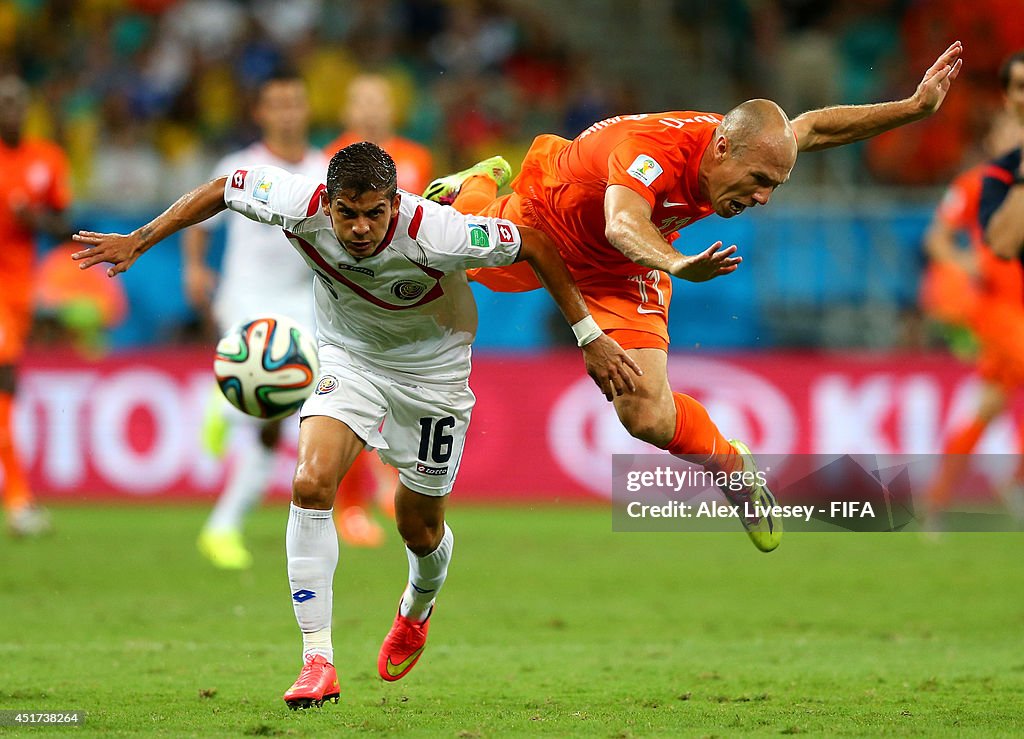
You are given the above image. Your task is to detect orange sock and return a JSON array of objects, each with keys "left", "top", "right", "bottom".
[
  {"left": 928, "top": 418, "right": 988, "bottom": 508},
  {"left": 665, "top": 393, "right": 740, "bottom": 473},
  {"left": 0, "top": 392, "right": 31, "bottom": 510},
  {"left": 452, "top": 175, "right": 498, "bottom": 215}
]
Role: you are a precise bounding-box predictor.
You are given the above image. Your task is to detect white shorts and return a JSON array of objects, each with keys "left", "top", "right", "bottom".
[{"left": 299, "top": 345, "right": 475, "bottom": 496}]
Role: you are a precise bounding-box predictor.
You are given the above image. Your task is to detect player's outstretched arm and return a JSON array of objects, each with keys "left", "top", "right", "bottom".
[
  {"left": 72, "top": 177, "right": 229, "bottom": 277},
  {"left": 792, "top": 41, "right": 963, "bottom": 153},
  {"left": 605, "top": 186, "right": 741, "bottom": 281},
  {"left": 516, "top": 226, "right": 643, "bottom": 401}
]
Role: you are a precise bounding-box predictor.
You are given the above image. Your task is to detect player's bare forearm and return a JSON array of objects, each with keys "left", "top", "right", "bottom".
[
  {"left": 517, "top": 226, "right": 643, "bottom": 399},
  {"left": 604, "top": 185, "right": 681, "bottom": 272},
  {"left": 517, "top": 227, "right": 590, "bottom": 324},
  {"left": 605, "top": 207, "right": 683, "bottom": 272},
  {"left": 793, "top": 41, "right": 963, "bottom": 152},
  {"left": 793, "top": 99, "right": 924, "bottom": 152},
  {"left": 72, "top": 177, "right": 228, "bottom": 277},
  {"left": 986, "top": 187, "right": 1024, "bottom": 259}
]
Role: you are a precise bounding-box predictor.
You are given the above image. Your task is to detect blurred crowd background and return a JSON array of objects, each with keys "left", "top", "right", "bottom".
[{"left": 5, "top": 0, "right": 1023, "bottom": 351}]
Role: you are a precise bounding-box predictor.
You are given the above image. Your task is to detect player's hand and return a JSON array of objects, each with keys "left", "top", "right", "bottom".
[
  {"left": 581, "top": 333, "right": 643, "bottom": 401},
  {"left": 671, "top": 241, "right": 742, "bottom": 282},
  {"left": 912, "top": 40, "right": 963, "bottom": 115},
  {"left": 71, "top": 231, "right": 145, "bottom": 277},
  {"left": 184, "top": 262, "right": 217, "bottom": 311}
]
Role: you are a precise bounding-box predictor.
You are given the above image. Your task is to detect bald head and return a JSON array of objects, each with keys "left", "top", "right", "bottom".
[
  {"left": 701, "top": 99, "right": 797, "bottom": 218},
  {"left": 344, "top": 73, "right": 396, "bottom": 141},
  {"left": 719, "top": 99, "right": 797, "bottom": 166}
]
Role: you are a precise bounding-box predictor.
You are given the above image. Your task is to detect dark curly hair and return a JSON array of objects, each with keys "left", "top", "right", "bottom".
[{"left": 326, "top": 141, "right": 398, "bottom": 199}]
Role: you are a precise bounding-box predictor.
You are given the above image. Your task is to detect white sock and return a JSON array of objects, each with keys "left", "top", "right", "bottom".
[
  {"left": 400, "top": 523, "right": 453, "bottom": 622},
  {"left": 286, "top": 503, "right": 338, "bottom": 663},
  {"left": 205, "top": 442, "right": 275, "bottom": 532}
]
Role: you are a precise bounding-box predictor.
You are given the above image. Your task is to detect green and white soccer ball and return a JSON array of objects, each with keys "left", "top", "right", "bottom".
[{"left": 213, "top": 315, "right": 319, "bottom": 420}]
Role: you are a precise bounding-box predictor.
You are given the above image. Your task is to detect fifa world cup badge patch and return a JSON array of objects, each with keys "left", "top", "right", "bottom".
[
  {"left": 626, "top": 154, "right": 663, "bottom": 186},
  {"left": 253, "top": 175, "right": 273, "bottom": 203},
  {"left": 315, "top": 375, "right": 338, "bottom": 395}
]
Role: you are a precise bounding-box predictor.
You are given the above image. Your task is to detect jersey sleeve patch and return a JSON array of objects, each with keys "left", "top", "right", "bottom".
[
  {"left": 497, "top": 222, "right": 515, "bottom": 244},
  {"left": 626, "top": 154, "right": 664, "bottom": 187},
  {"left": 230, "top": 169, "right": 247, "bottom": 189},
  {"left": 468, "top": 222, "right": 490, "bottom": 247},
  {"left": 252, "top": 174, "right": 273, "bottom": 203}
]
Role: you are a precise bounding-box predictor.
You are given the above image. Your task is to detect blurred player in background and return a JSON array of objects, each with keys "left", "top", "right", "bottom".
[
  {"left": 324, "top": 73, "right": 434, "bottom": 195},
  {"left": 921, "top": 53, "right": 1024, "bottom": 524},
  {"left": 72, "top": 141, "right": 639, "bottom": 709},
  {"left": 926, "top": 49, "right": 1024, "bottom": 526},
  {"left": 0, "top": 74, "right": 72, "bottom": 537},
  {"left": 323, "top": 72, "right": 437, "bottom": 547},
  {"left": 426, "top": 41, "right": 965, "bottom": 553},
  {"left": 183, "top": 69, "right": 329, "bottom": 568}
]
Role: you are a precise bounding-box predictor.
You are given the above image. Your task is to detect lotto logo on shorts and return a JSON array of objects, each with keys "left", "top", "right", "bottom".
[
  {"left": 315, "top": 375, "right": 338, "bottom": 395},
  {"left": 230, "top": 169, "right": 247, "bottom": 189},
  {"left": 497, "top": 223, "right": 515, "bottom": 244},
  {"left": 416, "top": 462, "right": 449, "bottom": 476}
]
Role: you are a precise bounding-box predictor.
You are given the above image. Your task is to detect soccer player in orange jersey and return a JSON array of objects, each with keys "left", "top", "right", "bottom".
[
  {"left": 323, "top": 73, "right": 435, "bottom": 545},
  {"left": 324, "top": 74, "right": 434, "bottom": 197},
  {"left": 926, "top": 49, "right": 1024, "bottom": 525},
  {"left": 0, "top": 75, "right": 72, "bottom": 537},
  {"left": 426, "top": 41, "right": 965, "bottom": 552},
  {"left": 922, "top": 98, "right": 1024, "bottom": 526}
]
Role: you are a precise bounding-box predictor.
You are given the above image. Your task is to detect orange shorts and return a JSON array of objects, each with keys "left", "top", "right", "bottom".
[
  {"left": 0, "top": 299, "right": 31, "bottom": 365},
  {"left": 972, "top": 296, "right": 1024, "bottom": 389},
  {"left": 468, "top": 194, "right": 672, "bottom": 351},
  {"left": 919, "top": 261, "right": 980, "bottom": 327}
]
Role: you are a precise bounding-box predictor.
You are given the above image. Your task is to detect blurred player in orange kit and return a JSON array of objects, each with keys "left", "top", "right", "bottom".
[
  {"left": 426, "top": 42, "right": 965, "bottom": 552},
  {"left": 0, "top": 74, "right": 72, "bottom": 537},
  {"left": 324, "top": 72, "right": 436, "bottom": 546},
  {"left": 324, "top": 73, "right": 434, "bottom": 197},
  {"left": 926, "top": 49, "right": 1024, "bottom": 526}
]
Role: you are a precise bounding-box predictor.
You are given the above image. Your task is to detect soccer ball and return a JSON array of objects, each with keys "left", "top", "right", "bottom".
[{"left": 213, "top": 315, "right": 320, "bottom": 420}]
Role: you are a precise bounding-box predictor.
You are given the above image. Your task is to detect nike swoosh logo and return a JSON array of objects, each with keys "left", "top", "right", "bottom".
[
  {"left": 662, "top": 198, "right": 688, "bottom": 208},
  {"left": 386, "top": 647, "right": 425, "bottom": 677}
]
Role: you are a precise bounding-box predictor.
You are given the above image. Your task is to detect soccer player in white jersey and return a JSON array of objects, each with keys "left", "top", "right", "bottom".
[
  {"left": 182, "top": 69, "right": 330, "bottom": 570},
  {"left": 72, "top": 142, "right": 642, "bottom": 710}
]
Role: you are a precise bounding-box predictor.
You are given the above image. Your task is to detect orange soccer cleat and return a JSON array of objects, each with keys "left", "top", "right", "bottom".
[
  {"left": 282, "top": 654, "right": 340, "bottom": 710},
  {"left": 377, "top": 606, "right": 432, "bottom": 682}
]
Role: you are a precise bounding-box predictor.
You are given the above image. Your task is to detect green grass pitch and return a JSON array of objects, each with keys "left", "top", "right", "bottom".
[{"left": 1, "top": 503, "right": 1022, "bottom": 736}]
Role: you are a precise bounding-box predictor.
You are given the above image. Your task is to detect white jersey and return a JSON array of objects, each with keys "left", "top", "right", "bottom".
[
  {"left": 223, "top": 165, "right": 523, "bottom": 386},
  {"left": 203, "top": 143, "right": 328, "bottom": 332}
]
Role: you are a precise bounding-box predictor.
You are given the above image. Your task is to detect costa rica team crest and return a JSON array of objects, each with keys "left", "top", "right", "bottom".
[
  {"left": 391, "top": 280, "right": 427, "bottom": 300},
  {"left": 315, "top": 375, "right": 338, "bottom": 395}
]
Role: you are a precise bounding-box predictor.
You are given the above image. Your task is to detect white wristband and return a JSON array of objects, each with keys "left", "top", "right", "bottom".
[{"left": 571, "top": 315, "right": 603, "bottom": 347}]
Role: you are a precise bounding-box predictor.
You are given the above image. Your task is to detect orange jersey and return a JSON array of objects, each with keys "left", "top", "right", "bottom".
[
  {"left": 324, "top": 132, "right": 434, "bottom": 195},
  {"left": 511, "top": 112, "right": 721, "bottom": 280},
  {"left": 936, "top": 164, "right": 1023, "bottom": 305},
  {"left": 0, "top": 137, "right": 72, "bottom": 312}
]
